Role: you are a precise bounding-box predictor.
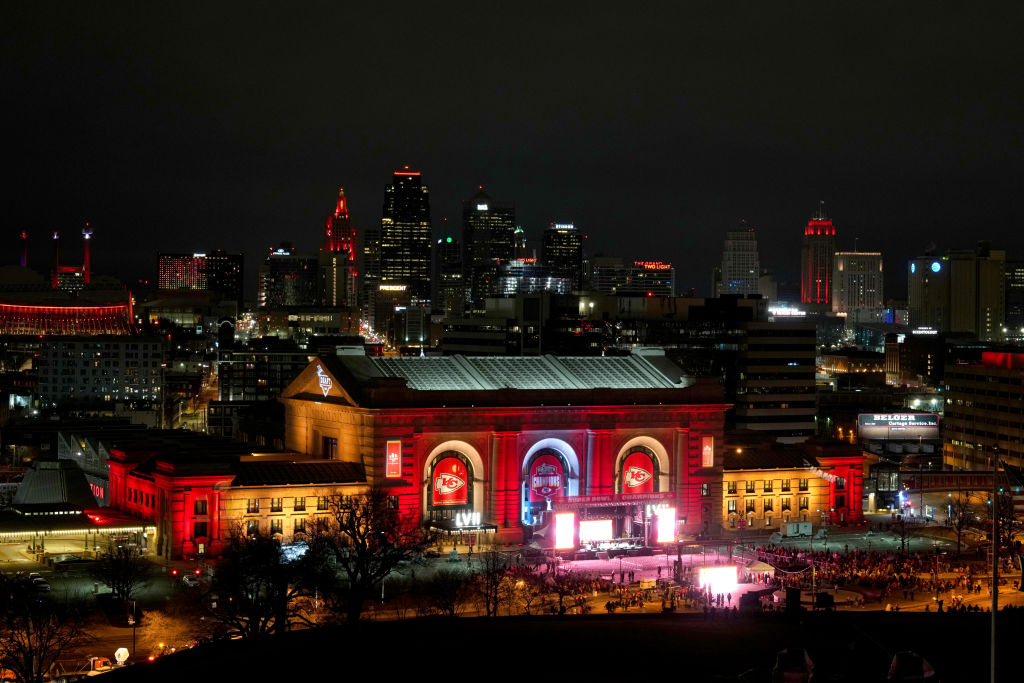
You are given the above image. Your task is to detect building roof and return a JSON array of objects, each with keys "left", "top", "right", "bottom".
[
  {"left": 12, "top": 460, "right": 97, "bottom": 513},
  {"left": 232, "top": 460, "right": 366, "bottom": 487},
  {"left": 724, "top": 446, "right": 819, "bottom": 471},
  {"left": 351, "top": 351, "right": 689, "bottom": 392}
]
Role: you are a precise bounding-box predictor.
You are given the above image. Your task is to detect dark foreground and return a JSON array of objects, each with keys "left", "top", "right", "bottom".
[{"left": 105, "top": 610, "right": 1020, "bottom": 682}]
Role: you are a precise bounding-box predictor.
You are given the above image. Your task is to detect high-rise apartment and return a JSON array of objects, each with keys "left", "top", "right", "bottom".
[
  {"left": 832, "top": 251, "right": 883, "bottom": 323},
  {"left": 716, "top": 221, "right": 760, "bottom": 296},
  {"left": 435, "top": 234, "right": 464, "bottom": 319},
  {"left": 542, "top": 223, "right": 583, "bottom": 292},
  {"left": 800, "top": 202, "right": 836, "bottom": 307},
  {"left": 463, "top": 188, "right": 515, "bottom": 310},
  {"left": 257, "top": 243, "right": 318, "bottom": 308},
  {"left": 379, "top": 167, "right": 432, "bottom": 304}
]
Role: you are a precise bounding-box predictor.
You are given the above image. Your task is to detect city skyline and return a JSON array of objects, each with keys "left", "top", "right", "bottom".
[{"left": 4, "top": 5, "right": 1023, "bottom": 300}]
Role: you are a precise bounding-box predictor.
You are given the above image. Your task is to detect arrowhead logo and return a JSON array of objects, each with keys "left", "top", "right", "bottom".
[
  {"left": 434, "top": 473, "right": 465, "bottom": 496},
  {"left": 315, "top": 364, "right": 333, "bottom": 397},
  {"left": 624, "top": 465, "right": 652, "bottom": 488}
]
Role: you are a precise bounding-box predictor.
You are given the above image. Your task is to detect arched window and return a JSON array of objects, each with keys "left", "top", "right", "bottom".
[
  {"left": 619, "top": 446, "right": 659, "bottom": 494},
  {"left": 428, "top": 451, "right": 473, "bottom": 512}
]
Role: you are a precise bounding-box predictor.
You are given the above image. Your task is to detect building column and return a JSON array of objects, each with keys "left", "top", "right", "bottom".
[
  {"left": 489, "top": 433, "right": 505, "bottom": 527},
  {"left": 592, "top": 430, "right": 614, "bottom": 495},
  {"left": 501, "top": 433, "right": 521, "bottom": 531}
]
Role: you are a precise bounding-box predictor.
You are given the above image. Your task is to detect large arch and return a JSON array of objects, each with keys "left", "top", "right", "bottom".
[
  {"left": 422, "top": 440, "right": 486, "bottom": 518},
  {"left": 613, "top": 435, "right": 671, "bottom": 494},
  {"left": 521, "top": 437, "right": 581, "bottom": 496}
]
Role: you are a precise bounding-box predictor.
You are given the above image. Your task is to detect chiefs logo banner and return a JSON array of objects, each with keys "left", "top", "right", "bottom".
[
  {"left": 622, "top": 450, "right": 655, "bottom": 493},
  {"left": 529, "top": 453, "right": 564, "bottom": 502},
  {"left": 432, "top": 457, "right": 468, "bottom": 506},
  {"left": 385, "top": 440, "right": 402, "bottom": 478}
]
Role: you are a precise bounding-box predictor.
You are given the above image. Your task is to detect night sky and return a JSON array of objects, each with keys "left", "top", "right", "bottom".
[{"left": 5, "top": 3, "right": 1023, "bottom": 299}]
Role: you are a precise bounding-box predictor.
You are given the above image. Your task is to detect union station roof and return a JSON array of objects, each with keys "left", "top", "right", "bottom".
[{"left": 288, "top": 348, "right": 727, "bottom": 408}]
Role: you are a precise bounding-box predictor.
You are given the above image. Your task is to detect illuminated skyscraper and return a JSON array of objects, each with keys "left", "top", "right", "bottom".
[
  {"left": 716, "top": 220, "right": 761, "bottom": 297},
  {"left": 800, "top": 202, "right": 836, "bottom": 306},
  {"left": 320, "top": 187, "right": 358, "bottom": 307},
  {"left": 257, "top": 243, "right": 318, "bottom": 308},
  {"left": 832, "top": 251, "right": 883, "bottom": 323},
  {"left": 158, "top": 250, "right": 243, "bottom": 307},
  {"left": 379, "top": 166, "right": 432, "bottom": 303},
  {"left": 463, "top": 187, "right": 515, "bottom": 310},
  {"left": 542, "top": 222, "right": 583, "bottom": 292}
]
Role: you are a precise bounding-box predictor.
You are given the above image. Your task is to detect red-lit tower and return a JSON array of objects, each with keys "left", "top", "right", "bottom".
[
  {"left": 82, "top": 224, "right": 92, "bottom": 284},
  {"left": 800, "top": 201, "right": 836, "bottom": 306},
  {"left": 319, "top": 187, "right": 359, "bottom": 307},
  {"left": 19, "top": 231, "right": 27, "bottom": 268}
]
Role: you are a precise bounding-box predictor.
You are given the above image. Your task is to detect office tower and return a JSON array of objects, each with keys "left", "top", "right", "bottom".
[
  {"left": 1005, "top": 262, "right": 1024, "bottom": 336},
  {"left": 257, "top": 243, "right": 318, "bottom": 308},
  {"left": 435, "top": 234, "right": 464, "bottom": 319},
  {"left": 800, "top": 202, "right": 836, "bottom": 306},
  {"left": 513, "top": 226, "right": 528, "bottom": 260},
  {"left": 320, "top": 187, "right": 358, "bottom": 307},
  {"left": 831, "top": 251, "right": 884, "bottom": 323},
  {"left": 462, "top": 187, "right": 515, "bottom": 310},
  {"left": 158, "top": 250, "right": 244, "bottom": 306},
  {"left": 360, "top": 225, "right": 381, "bottom": 324},
  {"left": 380, "top": 166, "right": 432, "bottom": 303},
  {"left": 716, "top": 221, "right": 760, "bottom": 296},
  {"left": 542, "top": 222, "right": 583, "bottom": 292},
  {"left": 591, "top": 257, "right": 675, "bottom": 297},
  {"left": 735, "top": 320, "right": 817, "bottom": 441},
  {"left": 908, "top": 243, "right": 1005, "bottom": 340}
]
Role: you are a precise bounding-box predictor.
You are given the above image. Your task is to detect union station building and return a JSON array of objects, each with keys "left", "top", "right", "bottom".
[{"left": 280, "top": 350, "right": 731, "bottom": 545}]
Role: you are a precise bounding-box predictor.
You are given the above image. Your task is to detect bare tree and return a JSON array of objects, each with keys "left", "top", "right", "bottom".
[
  {"left": 546, "top": 570, "right": 585, "bottom": 616},
  {"left": 305, "top": 489, "right": 436, "bottom": 623},
  {"left": 947, "top": 490, "right": 976, "bottom": 556},
  {"left": 0, "top": 576, "right": 87, "bottom": 683},
  {"left": 418, "top": 570, "right": 472, "bottom": 617},
  {"left": 90, "top": 541, "right": 151, "bottom": 602},
  {"left": 472, "top": 546, "right": 509, "bottom": 617},
  {"left": 208, "top": 527, "right": 322, "bottom": 637}
]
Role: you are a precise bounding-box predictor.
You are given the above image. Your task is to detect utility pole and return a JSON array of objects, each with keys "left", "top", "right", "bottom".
[{"left": 991, "top": 449, "right": 999, "bottom": 683}]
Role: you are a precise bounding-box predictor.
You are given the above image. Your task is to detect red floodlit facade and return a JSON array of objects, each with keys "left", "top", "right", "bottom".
[
  {"left": 800, "top": 204, "right": 836, "bottom": 306},
  {"left": 281, "top": 354, "right": 732, "bottom": 544},
  {"left": 0, "top": 301, "right": 134, "bottom": 336}
]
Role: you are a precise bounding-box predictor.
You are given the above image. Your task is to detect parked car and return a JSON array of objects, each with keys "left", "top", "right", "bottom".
[
  {"left": 32, "top": 577, "right": 51, "bottom": 592},
  {"left": 181, "top": 574, "right": 200, "bottom": 588}
]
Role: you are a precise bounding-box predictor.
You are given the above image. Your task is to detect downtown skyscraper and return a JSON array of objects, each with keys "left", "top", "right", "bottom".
[
  {"left": 379, "top": 166, "right": 432, "bottom": 303},
  {"left": 800, "top": 202, "right": 836, "bottom": 307},
  {"left": 715, "top": 220, "right": 760, "bottom": 297},
  {"left": 463, "top": 187, "right": 515, "bottom": 311},
  {"left": 320, "top": 187, "right": 358, "bottom": 307},
  {"left": 542, "top": 222, "right": 584, "bottom": 292}
]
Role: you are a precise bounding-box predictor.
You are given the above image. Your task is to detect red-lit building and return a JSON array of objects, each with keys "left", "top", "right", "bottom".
[
  {"left": 280, "top": 350, "right": 731, "bottom": 544},
  {"left": 800, "top": 201, "right": 837, "bottom": 306}
]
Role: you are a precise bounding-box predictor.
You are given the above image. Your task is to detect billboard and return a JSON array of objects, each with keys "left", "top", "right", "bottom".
[
  {"left": 857, "top": 413, "right": 939, "bottom": 440},
  {"left": 431, "top": 456, "right": 469, "bottom": 507},
  {"left": 579, "top": 519, "right": 613, "bottom": 544},
  {"left": 385, "top": 440, "right": 402, "bottom": 478},
  {"left": 529, "top": 453, "right": 565, "bottom": 502},
  {"left": 621, "top": 450, "right": 656, "bottom": 493}
]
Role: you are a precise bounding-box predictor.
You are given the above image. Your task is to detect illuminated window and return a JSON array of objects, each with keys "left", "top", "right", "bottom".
[
  {"left": 728, "top": 500, "right": 737, "bottom": 513},
  {"left": 727, "top": 481, "right": 737, "bottom": 494},
  {"left": 745, "top": 481, "right": 755, "bottom": 494},
  {"left": 701, "top": 483, "right": 710, "bottom": 497},
  {"left": 317, "top": 496, "right": 329, "bottom": 511},
  {"left": 763, "top": 499, "right": 774, "bottom": 512},
  {"left": 835, "top": 477, "right": 846, "bottom": 490},
  {"left": 294, "top": 497, "right": 306, "bottom": 511},
  {"left": 745, "top": 499, "right": 756, "bottom": 513},
  {"left": 246, "top": 520, "right": 259, "bottom": 536},
  {"left": 782, "top": 479, "right": 791, "bottom": 492},
  {"left": 764, "top": 480, "right": 774, "bottom": 493},
  {"left": 270, "top": 519, "right": 283, "bottom": 535},
  {"left": 270, "top": 498, "right": 283, "bottom": 512},
  {"left": 799, "top": 496, "right": 809, "bottom": 510},
  {"left": 246, "top": 499, "right": 259, "bottom": 514},
  {"left": 798, "top": 479, "right": 809, "bottom": 491},
  {"left": 782, "top": 497, "right": 791, "bottom": 511}
]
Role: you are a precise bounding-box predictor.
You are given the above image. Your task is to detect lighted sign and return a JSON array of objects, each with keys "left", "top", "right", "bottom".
[
  {"left": 477, "top": 203, "right": 489, "bottom": 211},
  {"left": 857, "top": 413, "right": 939, "bottom": 440},
  {"left": 701, "top": 435, "right": 714, "bottom": 468},
  {"left": 633, "top": 260, "right": 672, "bottom": 271},
  {"left": 931, "top": 261, "right": 941, "bottom": 273},
  {"left": 910, "top": 263, "right": 916, "bottom": 274},
  {"left": 385, "top": 440, "right": 402, "bottom": 478},
  {"left": 432, "top": 457, "right": 469, "bottom": 506},
  {"left": 578, "top": 519, "right": 613, "bottom": 543},
  {"left": 529, "top": 453, "right": 564, "bottom": 502},
  {"left": 656, "top": 507, "right": 676, "bottom": 543},
  {"left": 621, "top": 450, "right": 655, "bottom": 493},
  {"left": 767, "top": 306, "right": 806, "bottom": 317},
  {"left": 315, "top": 364, "right": 333, "bottom": 397},
  {"left": 554, "top": 512, "right": 576, "bottom": 549},
  {"left": 552, "top": 223, "right": 574, "bottom": 230},
  {"left": 378, "top": 284, "right": 407, "bottom": 291},
  {"left": 455, "top": 511, "right": 481, "bottom": 528},
  {"left": 698, "top": 566, "right": 738, "bottom": 595}
]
